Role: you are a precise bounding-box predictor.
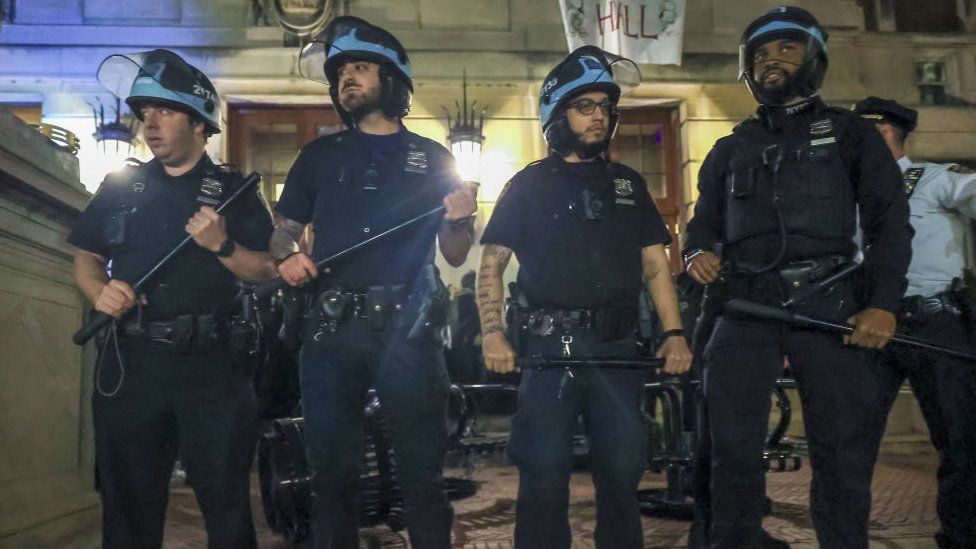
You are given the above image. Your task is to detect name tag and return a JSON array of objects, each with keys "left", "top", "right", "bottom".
[{"left": 810, "top": 137, "right": 836, "bottom": 147}]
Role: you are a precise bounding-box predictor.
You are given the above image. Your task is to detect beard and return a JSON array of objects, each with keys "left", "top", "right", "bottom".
[
  {"left": 570, "top": 128, "right": 608, "bottom": 159},
  {"left": 757, "top": 68, "right": 801, "bottom": 105},
  {"left": 341, "top": 86, "right": 383, "bottom": 120}
]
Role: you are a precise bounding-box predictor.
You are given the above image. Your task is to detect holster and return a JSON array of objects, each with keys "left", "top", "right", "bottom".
[
  {"left": 506, "top": 282, "right": 529, "bottom": 355},
  {"left": 406, "top": 264, "right": 447, "bottom": 340},
  {"left": 279, "top": 286, "right": 311, "bottom": 351},
  {"left": 228, "top": 316, "right": 260, "bottom": 372},
  {"left": 777, "top": 256, "right": 859, "bottom": 321},
  {"left": 952, "top": 269, "right": 976, "bottom": 329}
]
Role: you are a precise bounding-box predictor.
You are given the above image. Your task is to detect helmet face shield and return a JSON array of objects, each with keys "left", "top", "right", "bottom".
[
  {"left": 299, "top": 16, "right": 412, "bottom": 89},
  {"left": 538, "top": 45, "right": 642, "bottom": 130},
  {"left": 97, "top": 49, "right": 221, "bottom": 133}
]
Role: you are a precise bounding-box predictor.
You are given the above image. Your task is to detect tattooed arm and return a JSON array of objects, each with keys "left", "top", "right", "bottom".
[
  {"left": 477, "top": 243, "right": 516, "bottom": 372},
  {"left": 271, "top": 216, "right": 318, "bottom": 286},
  {"left": 642, "top": 244, "right": 692, "bottom": 374}
]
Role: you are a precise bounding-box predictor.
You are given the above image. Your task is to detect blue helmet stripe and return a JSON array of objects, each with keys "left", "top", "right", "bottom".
[
  {"left": 748, "top": 21, "right": 827, "bottom": 51},
  {"left": 539, "top": 58, "right": 616, "bottom": 127},
  {"left": 328, "top": 28, "right": 412, "bottom": 79},
  {"left": 129, "top": 76, "right": 220, "bottom": 130}
]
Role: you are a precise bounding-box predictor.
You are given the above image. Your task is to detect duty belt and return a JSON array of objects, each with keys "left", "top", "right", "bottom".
[
  {"left": 120, "top": 313, "right": 223, "bottom": 354},
  {"left": 522, "top": 308, "right": 597, "bottom": 337},
  {"left": 311, "top": 284, "right": 409, "bottom": 334},
  {"left": 901, "top": 292, "right": 962, "bottom": 319}
]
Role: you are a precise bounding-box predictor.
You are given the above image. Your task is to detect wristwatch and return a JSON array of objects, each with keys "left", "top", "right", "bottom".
[{"left": 215, "top": 238, "right": 236, "bottom": 258}]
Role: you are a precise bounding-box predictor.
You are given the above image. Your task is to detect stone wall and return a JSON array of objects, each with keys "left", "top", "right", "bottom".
[{"left": 0, "top": 110, "right": 99, "bottom": 548}]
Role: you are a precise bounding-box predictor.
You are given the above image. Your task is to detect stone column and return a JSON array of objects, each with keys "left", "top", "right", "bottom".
[{"left": 0, "top": 110, "right": 100, "bottom": 548}]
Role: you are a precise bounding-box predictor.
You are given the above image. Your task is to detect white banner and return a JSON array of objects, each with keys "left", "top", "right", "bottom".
[{"left": 559, "top": 0, "right": 686, "bottom": 65}]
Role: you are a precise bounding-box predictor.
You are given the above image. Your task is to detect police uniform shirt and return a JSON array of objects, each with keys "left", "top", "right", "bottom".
[
  {"left": 275, "top": 128, "right": 460, "bottom": 289},
  {"left": 68, "top": 155, "right": 274, "bottom": 318},
  {"left": 684, "top": 96, "right": 912, "bottom": 313},
  {"left": 897, "top": 155, "right": 976, "bottom": 297},
  {"left": 480, "top": 155, "right": 671, "bottom": 310}
]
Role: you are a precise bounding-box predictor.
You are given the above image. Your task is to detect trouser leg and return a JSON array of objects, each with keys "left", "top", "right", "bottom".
[
  {"left": 582, "top": 368, "right": 647, "bottom": 549},
  {"left": 786, "top": 330, "right": 889, "bottom": 549},
  {"left": 93, "top": 342, "right": 179, "bottom": 549},
  {"left": 702, "top": 319, "right": 783, "bottom": 549},
  {"left": 299, "top": 326, "right": 371, "bottom": 549},
  {"left": 374, "top": 329, "right": 454, "bottom": 549},
  {"left": 174, "top": 351, "right": 259, "bottom": 549},
  {"left": 508, "top": 367, "right": 582, "bottom": 549}
]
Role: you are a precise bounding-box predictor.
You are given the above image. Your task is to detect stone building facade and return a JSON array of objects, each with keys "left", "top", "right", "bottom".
[{"left": 0, "top": 1, "right": 972, "bottom": 545}]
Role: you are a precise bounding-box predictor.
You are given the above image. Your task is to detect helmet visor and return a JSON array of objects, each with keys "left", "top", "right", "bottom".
[
  {"left": 298, "top": 16, "right": 411, "bottom": 87},
  {"left": 738, "top": 32, "right": 823, "bottom": 82}
]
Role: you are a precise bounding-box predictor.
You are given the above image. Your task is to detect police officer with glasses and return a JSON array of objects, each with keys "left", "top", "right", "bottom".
[{"left": 478, "top": 45, "right": 692, "bottom": 549}]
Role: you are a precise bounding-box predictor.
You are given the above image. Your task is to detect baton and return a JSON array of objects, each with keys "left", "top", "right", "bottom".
[
  {"left": 518, "top": 357, "right": 666, "bottom": 370},
  {"left": 725, "top": 299, "right": 976, "bottom": 363},
  {"left": 72, "top": 172, "right": 262, "bottom": 345},
  {"left": 254, "top": 205, "right": 446, "bottom": 300}
]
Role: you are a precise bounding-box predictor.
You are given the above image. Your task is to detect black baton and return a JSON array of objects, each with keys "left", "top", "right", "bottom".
[
  {"left": 254, "top": 205, "right": 446, "bottom": 300},
  {"left": 725, "top": 298, "right": 976, "bottom": 363},
  {"left": 73, "top": 172, "right": 263, "bottom": 345},
  {"left": 518, "top": 357, "right": 666, "bottom": 370}
]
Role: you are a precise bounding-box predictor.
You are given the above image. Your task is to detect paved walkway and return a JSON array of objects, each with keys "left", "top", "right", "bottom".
[{"left": 164, "top": 453, "right": 941, "bottom": 548}]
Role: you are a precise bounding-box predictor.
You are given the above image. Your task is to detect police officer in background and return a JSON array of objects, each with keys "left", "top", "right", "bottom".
[
  {"left": 271, "top": 17, "right": 477, "bottom": 549},
  {"left": 684, "top": 8, "right": 912, "bottom": 548},
  {"left": 854, "top": 97, "right": 976, "bottom": 548},
  {"left": 70, "top": 49, "right": 276, "bottom": 548},
  {"left": 477, "top": 46, "right": 692, "bottom": 549}
]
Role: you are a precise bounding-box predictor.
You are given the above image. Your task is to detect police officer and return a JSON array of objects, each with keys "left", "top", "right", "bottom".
[
  {"left": 477, "top": 46, "right": 692, "bottom": 549},
  {"left": 854, "top": 96, "right": 976, "bottom": 548},
  {"left": 270, "top": 17, "right": 477, "bottom": 549},
  {"left": 684, "top": 8, "right": 912, "bottom": 548},
  {"left": 70, "top": 49, "right": 276, "bottom": 548}
]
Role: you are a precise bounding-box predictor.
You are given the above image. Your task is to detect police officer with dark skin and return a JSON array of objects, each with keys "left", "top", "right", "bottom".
[
  {"left": 684, "top": 8, "right": 912, "bottom": 548},
  {"left": 270, "top": 17, "right": 476, "bottom": 549},
  {"left": 478, "top": 46, "right": 692, "bottom": 549},
  {"left": 70, "top": 50, "right": 276, "bottom": 548},
  {"left": 854, "top": 96, "right": 976, "bottom": 549}
]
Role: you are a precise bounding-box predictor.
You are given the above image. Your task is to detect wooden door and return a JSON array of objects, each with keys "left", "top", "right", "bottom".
[
  {"left": 226, "top": 105, "right": 344, "bottom": 207},
  {"left": 609, "top": 106, "right": 685, "bottom": 271}
]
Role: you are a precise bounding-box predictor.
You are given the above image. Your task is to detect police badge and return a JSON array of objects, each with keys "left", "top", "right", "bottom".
[
  {"left": 809, "top": 119, "right": 833, "bottom": 136},
  {"left": 197, "top": 177, "right": 224, "bottom": 206},
  {"left": 405, "top": 149, "right": 428, "bottom": 174},
  {"left": 614, "top": 178, "right": 633, "bottom": 196}
]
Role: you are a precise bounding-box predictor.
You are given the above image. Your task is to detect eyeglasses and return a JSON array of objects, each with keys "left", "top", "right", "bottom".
[{"left": 567, "top": 98, "right": 614, "bottom": 116}]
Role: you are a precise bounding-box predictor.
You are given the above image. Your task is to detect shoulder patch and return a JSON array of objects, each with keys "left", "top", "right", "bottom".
[{"left": 948, "top": 164, "right": 975, "bottom": 175}]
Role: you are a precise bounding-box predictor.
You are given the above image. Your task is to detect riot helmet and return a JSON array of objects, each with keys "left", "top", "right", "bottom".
[
  {"left": 299, "top": 16, "right": 412, "bottom": 127},
  {"left": 539, "top": 45, "right": 640, "bottom": 157},
  {"left": 97, "top": 49, "right": 221, "bottom": 134},
  {"left": 739, "top": 6, "right": 828, "bottom": 105}
]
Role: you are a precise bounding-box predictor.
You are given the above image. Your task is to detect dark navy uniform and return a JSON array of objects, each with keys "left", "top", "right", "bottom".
[
  {"left": 275, "top": 128, "right": 459, "bottom": 548},
  {"left": 684, "top": 97, "right": 912, "bottom": 548},
  {"left": 481, "top": 156, "right": 671, "bottom": 548},
  {"left": 69, "top": 155, "right": 273, "bottom": 548}
]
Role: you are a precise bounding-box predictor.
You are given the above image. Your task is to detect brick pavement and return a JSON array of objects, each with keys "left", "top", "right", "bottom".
[{"left": 163, "top": 453, "right": 941, "bottom": 548}]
